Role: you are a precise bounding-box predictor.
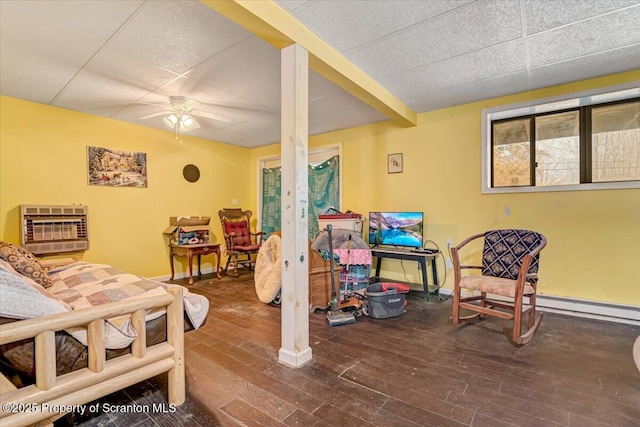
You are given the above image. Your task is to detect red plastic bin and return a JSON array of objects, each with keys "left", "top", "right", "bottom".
[{"left": 379, "top": 282, "right": 410, "bottom": 293}]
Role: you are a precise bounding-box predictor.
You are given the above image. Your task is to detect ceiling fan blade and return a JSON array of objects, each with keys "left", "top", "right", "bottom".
[
  {"left": 139, "top": 111, "right": 170, "bottom": 120},
  {"left": 192, "top": 110, "right": 232, "bottom": 123},
  {"left": 135, "top": 101, "right": 170, "bottom": 109}
]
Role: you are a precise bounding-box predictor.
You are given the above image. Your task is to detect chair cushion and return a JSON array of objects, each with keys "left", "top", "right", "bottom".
[
  {"left": 232, "top": 244, "right": 261, "bottom": 252},
  {"left": 224, "top": 220, "right": 251, "bottom": 246},
  {"left": 482, "top": 230, "right": 543, "bottom": 281},
  {"left": 459, "top": 275, "right": 535, "bottom": 298}
]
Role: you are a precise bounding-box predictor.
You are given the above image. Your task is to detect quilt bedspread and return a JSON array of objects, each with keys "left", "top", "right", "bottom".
[{"left": 47, "top": 262, "right": 208, "bottom": 349}]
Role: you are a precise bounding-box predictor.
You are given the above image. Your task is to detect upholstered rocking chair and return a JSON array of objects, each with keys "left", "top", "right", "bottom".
[
  {"left": 218, "top": 209, "right": 265, "bottom": 276},
  {"left": 450, "top": 229, "right": 547, "bottom": 345}
]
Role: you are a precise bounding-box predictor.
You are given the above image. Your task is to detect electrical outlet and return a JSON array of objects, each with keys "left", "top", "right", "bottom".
[
  {"left": 232, "top": 198, "right": 238, "bottom": 206},
  {"left": 446, "top": 238, "right": 454, "bottom": 269}
]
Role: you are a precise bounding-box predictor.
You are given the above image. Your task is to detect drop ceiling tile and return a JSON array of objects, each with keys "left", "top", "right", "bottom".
[
  {"left": 527, "top": 6, "right": 640, "bottom": 68},
  {"left": 187, "top": 36, "right": 281, "bottom": 110},
  {"left": 275, "top": 0, "right": 310, "bottom": 12},
  {"left": 346, "top": 0, "right": 522, "bottom": 79},
  {"left": 89, "top": 48, "right": 181, "bottom": 92},
  {"left": 309, "top": 70, "right": 344, "bottom": 101},
  {"left": 52, "top": 83, "right": 150, "bottom": 118},
  {"left": 283, "top": 0, "right": 473, "bottom": 52},
  {"left": 52, "top": 48, "right": 180, "bottom": 112},
  {"left": 381, "top": 39, "right": 527, "bottom": 102},
  {"left": 106, "top": 1, "right": 251, "bottom": 74},
  {"left": 309, "top": 122, "right": 326, "bottom": 135},
  {"left": 197, "top": 96, "right": 274, "bottom": 125},
  {"left": 0, "top": 73, "right": 61, "bottom": 104},
  {"left": 405, "top": 71, "right": 529, "bottom": 112},
  {"left": 51, "top": 90, "right": 132, "bottom": 118},
  {"left": 311, "top": 106, "right": 387, "bottom": 131},
  {"left": 233, "top": 130, "right": 282, "bottom": 148},
  {"left": 223, "top": 114, "right": 280, "bottom": 137},
  {"left": 0, "top": 0, "right": 142, "bottom": 45},
  {"left": 0, "top": 10, "right": 101, "bottom": 90},
  {"left": 309, "top": 90, "right": 373, "bottom": 122},
  {"left": 529, "top": 44, "right": 640, "bottom": 91},
  {"left": 187, "top": 124, "right": 247, "bottom": 144},
  {"left": 524, "top": 0, "right": 640, "bottom": 35}
]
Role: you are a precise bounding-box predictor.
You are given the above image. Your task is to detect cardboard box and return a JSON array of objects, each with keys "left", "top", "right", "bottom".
[{"left": 163, "top": 216, "right": 211, "bottom": 245}]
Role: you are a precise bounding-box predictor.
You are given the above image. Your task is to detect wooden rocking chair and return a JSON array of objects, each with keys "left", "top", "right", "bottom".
[
  {"left": 450, "top": 229, "right": 547, "bottom": 345},
  {"left": 218, "top": 208, "right": 265, "bottom": 276}
]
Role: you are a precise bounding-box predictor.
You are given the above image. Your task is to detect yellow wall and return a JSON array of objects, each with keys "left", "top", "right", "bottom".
[
  {"left": 252, "top": 70, "right": 640, "bottom": 306},
  {"left": 0, "top": 96, "right": 252, "bottom": 277},
  {"left": 2, "top": 70, "right": 639, "bottom": 306}
]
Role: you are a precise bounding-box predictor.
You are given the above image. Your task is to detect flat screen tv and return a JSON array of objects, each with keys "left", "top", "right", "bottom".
[{"left": 368, "top": 211, "right": 423, "bottom": 248}]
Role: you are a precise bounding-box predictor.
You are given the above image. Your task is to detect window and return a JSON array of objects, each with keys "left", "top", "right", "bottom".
[{"left": 483, "top": 83, "right": 640, "bottom": 193}]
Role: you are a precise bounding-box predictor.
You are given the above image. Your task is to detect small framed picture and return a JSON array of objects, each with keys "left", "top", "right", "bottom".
[{"left": 388, "top": 153, "right": 403, "bottom": 174}]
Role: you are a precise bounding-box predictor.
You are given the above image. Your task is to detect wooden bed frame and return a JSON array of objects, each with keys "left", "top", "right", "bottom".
[{"left": 0, "top": 287, "right": 185, "bottom": 427}]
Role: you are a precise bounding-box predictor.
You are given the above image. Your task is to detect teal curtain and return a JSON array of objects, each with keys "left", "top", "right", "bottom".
[
  {"left": 308, "top": 156, "right": 339, "bottom": 238},
  {"left": 261, "top": 156, "right": 339, "bottom": 240},
  {"left": 261, "top": 166, "right": 282, "bottom": 237}
]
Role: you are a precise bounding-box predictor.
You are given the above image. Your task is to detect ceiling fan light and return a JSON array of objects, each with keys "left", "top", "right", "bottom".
[
  {"left": 163, "top": 114, "right": 178, "bottom": 128},
  {"left": 180, "top": 114, "right": 195, "bottom": 129}
]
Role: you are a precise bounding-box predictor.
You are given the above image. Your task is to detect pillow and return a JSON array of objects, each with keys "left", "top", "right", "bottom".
[
  {"left": 0, "top": 259, "right": 70, "bottom": 320},
  {"left": 0, "top": 241, "right": 53, "bottom": 288}
]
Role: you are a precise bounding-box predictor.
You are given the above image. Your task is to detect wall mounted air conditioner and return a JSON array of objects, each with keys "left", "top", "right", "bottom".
[{"left": 20, "top": 204, "right": 89, "bottom": 255}]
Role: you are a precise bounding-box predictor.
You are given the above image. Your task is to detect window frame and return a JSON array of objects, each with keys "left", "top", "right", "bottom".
[{"left": 482, "top": 82, "right": 640, "bottom": 194}]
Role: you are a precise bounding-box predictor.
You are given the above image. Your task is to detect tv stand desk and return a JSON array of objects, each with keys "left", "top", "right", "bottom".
[{"left": 370, "top": 248, "right": 439, "bottom": 301}]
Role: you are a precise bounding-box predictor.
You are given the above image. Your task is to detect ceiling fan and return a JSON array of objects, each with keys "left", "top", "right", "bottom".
[{"left": 138, "top": 96, "right": 232, "bottom": 140}]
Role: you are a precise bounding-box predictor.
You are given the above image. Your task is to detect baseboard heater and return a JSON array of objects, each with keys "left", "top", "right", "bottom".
[
  {"left": 536, "top": 294, "right": 640, "bottom": 326},
  {"left": 440, "top": 289, "right": 640, "bottom": 326},
  {"left": 20, "top": 204, "right": 89, "bottom": 255}
]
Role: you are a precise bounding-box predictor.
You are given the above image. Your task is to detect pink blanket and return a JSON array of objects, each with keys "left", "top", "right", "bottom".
[{"left": 333, "top": 249, "right": 371, "bottom": 265}]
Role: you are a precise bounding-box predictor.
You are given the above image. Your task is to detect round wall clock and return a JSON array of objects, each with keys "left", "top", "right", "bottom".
[{"left": 182, "top": 164, "right": 200, "bottom": 182}]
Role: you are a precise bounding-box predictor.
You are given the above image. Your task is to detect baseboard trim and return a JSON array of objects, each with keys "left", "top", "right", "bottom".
[
  {"left": 279, "top": 347, "right": 313, "bottom": 367},
  {"left": 152, "top": 267, "right": 217, "bottom": 282},
  {"left": 439, "top": 289, "right": 640, "bottom": 326}
]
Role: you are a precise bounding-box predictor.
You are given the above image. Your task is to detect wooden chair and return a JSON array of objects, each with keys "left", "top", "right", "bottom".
[
  {"left": 218, "top": 208, "right": 265, "bottom": 276},
  {"left": 450, "top": 229, "right": 547, "bottom": 345}
]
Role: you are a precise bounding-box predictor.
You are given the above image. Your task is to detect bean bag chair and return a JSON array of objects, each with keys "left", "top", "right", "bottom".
[
  {"left": 254, "top": 234, "right": 282, "bottom": 304},
  {"left": 634, "top": 335, "right": 640, "bottom": 372}
]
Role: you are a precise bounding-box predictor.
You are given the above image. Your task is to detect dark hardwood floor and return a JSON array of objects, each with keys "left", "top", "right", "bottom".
[{"left": 59, "top": 271, "right": 640, "bottom": 427}]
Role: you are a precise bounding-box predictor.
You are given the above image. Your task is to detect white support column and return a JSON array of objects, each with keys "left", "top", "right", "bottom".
[{"left": 278, "top": 43, "right": 312, "bottom": 367}]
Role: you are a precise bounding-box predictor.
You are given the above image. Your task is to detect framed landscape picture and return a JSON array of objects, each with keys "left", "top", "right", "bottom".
[{"left": 87, "top": 146, "right": 147, "bottom": 187}]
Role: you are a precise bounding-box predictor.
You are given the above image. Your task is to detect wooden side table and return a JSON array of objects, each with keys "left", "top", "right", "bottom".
[{"left": 169, "top": 243, "right": 221, "bottom": 285}]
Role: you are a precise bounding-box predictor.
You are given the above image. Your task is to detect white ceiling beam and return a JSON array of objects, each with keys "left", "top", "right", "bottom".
[{"left": 200, "top": 0, "right": 418, "bottom": 127}]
